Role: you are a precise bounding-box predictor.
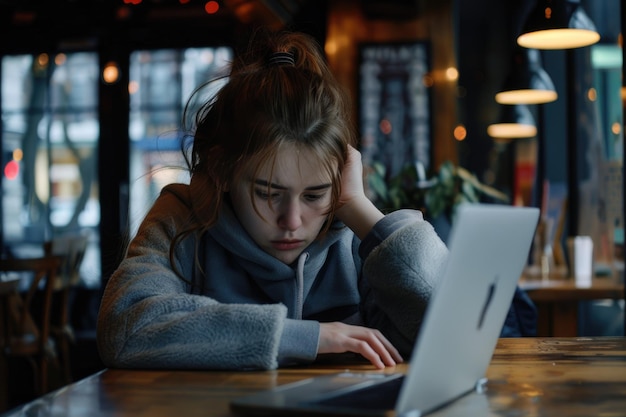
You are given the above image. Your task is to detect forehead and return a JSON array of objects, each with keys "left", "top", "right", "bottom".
[{"left": 251, "top": 144, "right": 336, "bottom": 185}]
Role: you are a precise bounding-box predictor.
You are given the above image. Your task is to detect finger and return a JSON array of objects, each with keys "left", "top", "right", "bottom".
[
  {"left": 346, "top": 329, "right": 399, "bottom": 368},
  {"left": 345, "top": 327, "right": 402, "bottom": 365},
  {"left": 372, "top": 330, "right": 404, "bottom": 364},
  {"left": 360, "top": 332, "right": 400, "bottom": 367},
  {"left": 318, "top": 323, "right": 402, "bottom": 368},
  {"left": 346, "top": 339, "right": 386, "bottom": 369}
]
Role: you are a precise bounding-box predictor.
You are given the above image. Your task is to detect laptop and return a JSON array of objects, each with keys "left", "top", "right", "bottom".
[{"left": 231, "top": 203, "right": 540, "bottom": 417}]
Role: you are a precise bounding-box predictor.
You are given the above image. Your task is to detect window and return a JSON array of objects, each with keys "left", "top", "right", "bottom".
[
  {"left": 1, "top": 52, "right": 100, "bottom": 287},
  {"left": 128, "top": 47, "right": 232, "bottom": 235}
]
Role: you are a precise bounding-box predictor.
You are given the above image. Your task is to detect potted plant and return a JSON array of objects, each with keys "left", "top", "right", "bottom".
[{"left": 367, "top": 160, "right": 509, "bottom": 236}]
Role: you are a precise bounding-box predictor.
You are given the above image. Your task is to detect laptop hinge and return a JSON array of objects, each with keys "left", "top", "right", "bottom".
[{"left": 475, "top": 377, "right": 488, "bottom": 394}]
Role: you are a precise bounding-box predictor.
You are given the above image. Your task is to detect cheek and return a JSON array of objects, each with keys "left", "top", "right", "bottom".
[
  {"left": 230, "top": 188, "right": 258, "bottom": 222},
  {"left": 314, "top": 195, "right": 334, "bottom": 216},
  {"left": 235, "top": 202, "right": 273, "bottom": 240},
  {"left": 251, "top": 201, "right": 275, "bottom": 223},
  {"left": 305, "top": 205, "right": 331, "bottom": 226}
]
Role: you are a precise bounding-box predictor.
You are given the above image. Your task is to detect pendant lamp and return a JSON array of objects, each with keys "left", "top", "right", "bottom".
[
  {"left": 517, "top": 0, "right": 600, "bottom": 49},
  {"left": 495, "top": 48, "right": 558, "bottom": 105},
  {"left": 487, "top": 104, "right": 538, "bottom": 139}
]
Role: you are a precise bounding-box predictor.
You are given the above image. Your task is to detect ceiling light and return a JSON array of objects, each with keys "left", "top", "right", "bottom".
[
  {"left": 488, "top": 105, "right": 538, "bottom": 139},
  {"left": 517, "top": 0, "right": 600, "bottom": 49},
  {"left": 496, "top": 48, "right": 558, "bottom": 104}
]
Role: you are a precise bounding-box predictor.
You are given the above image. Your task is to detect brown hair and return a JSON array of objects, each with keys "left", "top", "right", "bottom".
[{"left": 173, "top": 30, "right": 356, "bottom": 281}]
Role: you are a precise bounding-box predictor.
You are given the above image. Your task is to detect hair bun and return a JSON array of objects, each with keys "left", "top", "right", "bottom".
[{"left": 267, "top": 51, "right": 295, "bottom": 67}]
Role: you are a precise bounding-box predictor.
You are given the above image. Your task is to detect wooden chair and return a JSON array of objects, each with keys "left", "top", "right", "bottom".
[
  {"left": 44, "top": 232, "right": 89, "bottom": 384},
  {"left": 0, "top": 276, "right": 21, "bottom": 411},
  {"left": 0, "top": 255, "right": 62, "bottom": 396}
]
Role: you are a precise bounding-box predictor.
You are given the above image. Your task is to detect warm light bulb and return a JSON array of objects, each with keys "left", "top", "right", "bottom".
[
  {"left": 102, "top": 62, "right": 120, "bottom": 84},
  {"left": 487, "top": 123, "right": 537, "bottom": 139},
  {"left": 495, "top": 89, "right": 558, "bottom": 105},
  {"left": 453, "top": 125, "right": 467, "bottom": 141},
  {"left": 12, "top": 148, "right": 23, "bottom": 162},
  {"left": 587, "top": 88, "right": 597, "bottom": 101},
  {"left": 445, "top": 67, "right": 458, "bottom": 81},
  {"left": 37, "top": 53, "right": 49, "bottom": 68},
  {"left": 517, "top": 29, "right": 600, "bottom": 49}
]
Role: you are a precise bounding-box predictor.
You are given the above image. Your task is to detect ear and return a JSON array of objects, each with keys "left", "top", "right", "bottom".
[
  {"left": 189, "top": 173, "right": 214, "bottom": 223},
  {"left": 204, "top": 144, "right": 225, "bottom": 179}
]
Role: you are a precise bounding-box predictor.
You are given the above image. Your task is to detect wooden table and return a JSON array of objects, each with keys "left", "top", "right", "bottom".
[
  {"left": 1, "top": 337, "right": 625, "bottom": 417},
  {"left": 519, "top": 277, "right": 625, "bottom": 336}
]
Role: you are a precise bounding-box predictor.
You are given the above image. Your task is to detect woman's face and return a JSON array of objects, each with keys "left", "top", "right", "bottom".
[{"left": 230, "top": 144, "right": 335, "bottom": 265}]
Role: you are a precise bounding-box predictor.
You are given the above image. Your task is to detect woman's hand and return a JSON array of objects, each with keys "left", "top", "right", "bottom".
[
  {"left": 318, "top": 322, "right": 403, "bottom": 369},
  {"left": 335, "top": 146, "right": 384, "bottom": 240},
  {"left": 337, "top": 145, "right": 367, "bottom": 208}
]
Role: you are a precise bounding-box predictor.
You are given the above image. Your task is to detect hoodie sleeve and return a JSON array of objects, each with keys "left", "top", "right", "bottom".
[
  {"left": 97, "top": 186, "right": 289, "bottom": 370},
  {"left": 358, "top": 209, "right": 449, "bottom": 357}
]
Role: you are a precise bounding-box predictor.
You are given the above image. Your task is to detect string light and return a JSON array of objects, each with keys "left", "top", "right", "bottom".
[
  {"left": 205, "top": 1, "right": 219, "bottom": 14},
  {"left": 102, "top": 61, "right": 120, "bottom": 84}
]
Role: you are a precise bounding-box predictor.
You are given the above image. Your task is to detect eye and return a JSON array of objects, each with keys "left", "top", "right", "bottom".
[
  {"left": 304, "top": 192, "right": 328, "bottom": 203},
  {"left": 254, "top": 188, "right": 279, "bottom": 200}
]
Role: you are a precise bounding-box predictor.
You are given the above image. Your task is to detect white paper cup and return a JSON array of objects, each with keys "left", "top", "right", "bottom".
[{"left": 567, "top": 236, "right": 593, "bottom": 286}]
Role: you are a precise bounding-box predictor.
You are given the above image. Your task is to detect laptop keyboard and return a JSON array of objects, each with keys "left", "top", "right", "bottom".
[{"left": 312, "top": 375, "right": 405, "bottom": 411}]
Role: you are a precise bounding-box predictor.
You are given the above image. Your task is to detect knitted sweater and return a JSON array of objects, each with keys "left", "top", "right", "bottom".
[{"left": 97, "top": 183, "right": 449, "bottom": 370}]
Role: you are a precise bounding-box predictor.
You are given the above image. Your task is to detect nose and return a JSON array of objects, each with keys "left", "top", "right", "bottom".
[{"left": 277, "top": 199, "right": 303, "bottom": 231}]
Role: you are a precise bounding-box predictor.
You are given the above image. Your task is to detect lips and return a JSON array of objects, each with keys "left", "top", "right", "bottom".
[{"left": 271, "top": 239, "right": 304, "bottom": 251}]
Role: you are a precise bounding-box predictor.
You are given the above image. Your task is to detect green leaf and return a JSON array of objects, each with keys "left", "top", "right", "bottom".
[
  {"left": 368, "top": 173, "right": 388, "bottom": 200},
  {"left": 461, "top": 181, "right": 478, "bottom": 202},
  {"left": 368, "top": 159, "right": 508, "bottom": 217}
]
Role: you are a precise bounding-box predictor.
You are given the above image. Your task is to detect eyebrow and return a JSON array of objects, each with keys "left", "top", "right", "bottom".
[{"left": 254, "top": 179, "right": 332, "bottom": 191}]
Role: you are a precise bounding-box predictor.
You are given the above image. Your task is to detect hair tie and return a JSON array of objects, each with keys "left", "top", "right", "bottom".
[{"left": 268, "top": 51, "right": 295, "bottom": 67}]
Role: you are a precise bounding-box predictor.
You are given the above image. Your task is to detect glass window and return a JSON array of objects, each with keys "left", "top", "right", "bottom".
[
  {"left": 1, "top": 52, "right": 100, "bottom": 287},
  {"left": 128, "top": 47, "right": 232, "bottom": 235},
  {"left": 591, "top": 44, "right": 624, "bottom": 274}
]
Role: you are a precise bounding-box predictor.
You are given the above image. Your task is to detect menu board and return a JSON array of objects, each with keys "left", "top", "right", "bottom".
[{"left": 358, "top": 42, "right": 431, "bottom": 178}]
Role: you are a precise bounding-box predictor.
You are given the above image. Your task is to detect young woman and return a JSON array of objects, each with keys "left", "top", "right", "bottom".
[{"left": 96, "top": 31, "right": 449, "bottom": 371}]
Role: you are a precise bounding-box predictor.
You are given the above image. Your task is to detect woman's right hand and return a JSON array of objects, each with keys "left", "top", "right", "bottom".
[
  {"left": 318, "top": 322, "right": 403, "bottom": 369},
  {"left": 334, "top": 146, "right": 384, "bottom": 240}
]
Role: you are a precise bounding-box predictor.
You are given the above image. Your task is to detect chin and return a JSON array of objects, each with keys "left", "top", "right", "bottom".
[
  {"left": 277, "top": 256, "right": 298, "bottom": 265},
  {"left": 271, "top": 252, "right": 300, "bottom": 265}
]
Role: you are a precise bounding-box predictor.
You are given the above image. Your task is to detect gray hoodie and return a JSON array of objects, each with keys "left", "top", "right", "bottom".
[{"left": 97, "top": 183, "right": 449, "bottom": 370}]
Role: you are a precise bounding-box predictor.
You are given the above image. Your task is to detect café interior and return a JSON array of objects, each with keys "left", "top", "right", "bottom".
[{"left": 0, "top": 0, "right": 624, "bottom": 414}]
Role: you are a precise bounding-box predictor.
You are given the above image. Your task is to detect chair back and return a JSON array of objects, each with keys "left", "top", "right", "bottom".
[
  {"left": 43, "top": 232, "right": 90, "bottom": 385},
  {"left": 0, "top": 255, "right": 62, "bottom": 395},
  {"left": 45, "top": 232, "right": 89, "bottom": 290}
]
